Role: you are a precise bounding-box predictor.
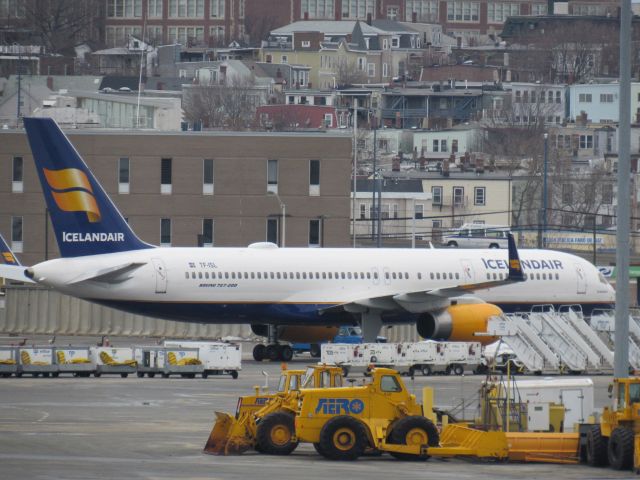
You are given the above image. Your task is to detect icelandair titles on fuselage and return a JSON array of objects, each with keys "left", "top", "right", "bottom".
[
  {"left": 482, "top": 258, "right": 563, "bottom": 270},
  {"left": 63, "top": 232, "right": 125, "bottom": 242}
]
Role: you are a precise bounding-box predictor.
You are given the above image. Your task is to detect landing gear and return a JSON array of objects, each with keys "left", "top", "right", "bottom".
[{"left": 253, "top": 343, "right": 294, "bottom": 362}]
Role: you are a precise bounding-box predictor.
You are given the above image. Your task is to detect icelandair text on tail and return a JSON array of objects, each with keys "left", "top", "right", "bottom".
[{"left": 63, "top": 232, "right": 125, "bottom": 242}]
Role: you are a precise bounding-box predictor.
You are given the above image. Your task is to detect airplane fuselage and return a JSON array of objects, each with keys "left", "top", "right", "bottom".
[{"left": 31, "top": 244, "right": 615, "bottom": 326}]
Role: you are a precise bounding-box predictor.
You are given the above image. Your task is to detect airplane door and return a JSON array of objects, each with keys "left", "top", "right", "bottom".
[
  {"left": 575, "top": 263, "right": 587, "bottom": 294},
  {"left": 460, "top": 259, "right": 475, "bottom": 283},
  {"left": 152, "top": 257, "right": 167, "bottom": 294}
]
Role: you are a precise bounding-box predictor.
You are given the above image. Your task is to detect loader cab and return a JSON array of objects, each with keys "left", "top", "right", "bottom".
[
  {"left": 614, "top": 379, "right": 640, "bottom": 411},
  {"left": 278, "top": 371, "right": 302, "bottom": 393},
  {"left": 301, "top": 366, "right": 344, "bottom": 389}
]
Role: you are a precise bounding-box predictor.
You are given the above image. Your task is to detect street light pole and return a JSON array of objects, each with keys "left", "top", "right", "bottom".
[{"left": 542, "top": 132, "right": 549, "bottom": 248}]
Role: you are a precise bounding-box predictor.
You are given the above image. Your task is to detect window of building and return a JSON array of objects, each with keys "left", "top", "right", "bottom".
[
  {"left": 515, "top": 90, "right": 521, "bottom": 103},
  {"left": 579, "top": 135, "right": 593, "bottom": 149},
  {"left": 602, "top": 183, "right": 613, "bottom": 204},
  {"left": 146, "top": 26, "right": 163, "bottom": 44},
  {"left": 309, "top": 219, "right": 321, "bottom": 247},
  {"left": 387, "top": 6, "right": 399, "bottom": 19},
  {"left": 301, "top": 0, "right": 335, "bottom": 18},
  {"left": 433, "top": 139, "right": 439, "bottom": 152},
  {"left": 160, "top": 218, "right": 171, "bottom": 245},
  {"left": 267, "top": 218, "right": 279, "bottom": 244},
  {"left": 360, "top": 203, "right": 367, "bottom": 219},
  {"left": 453, "top": 186, "right": 464, "bottom": 206},
  {"left": 169, "top": 0, "right": 204, "bottom": 17},
  {"left": 405, "top": 0, "right": 439, "bottom": 21},
  {"left": 474, "top": 186, "right": 486, "bottom": 205},
  {"left": 201, "top": 218, "right": 214, "bottom": 246},
  {"left": 11, "top": 216, "right": 22, "bottom": 253},
  {"left": 562, "top": 183, "right": 573, "bottom": 204},
  {"left": 118, "top": 157, "right": 130, "bottom": 194},
  {"left": 203, "top": 158, "right": 214, "bottom": 195},
  {"left": 148, "top": 0, "right": 163, "bottom": 17},
  {"left": 239, "top": 0, "right": 245, "bottom": 18},
  {"left": 600, "top": 93, "right": 614, "bottom": 103},
  {"left": 391, "top": 37, "right": 400, "bottom": 48},
  {"left": 309, "top": 159, "right": 320, "bottom": 196},
  {"left": 381, "top": 204, "right": 390, "bottom": 220},
  {"left": 168, "top": 26, "right": 204, "bottom": 45},
  {"left": 440, "top": 139, "right": 448, "bottom": 152},
  {"left": 267, "top": 159, "right": 278, "bottom": 192},
  {"left": 210, "top": 26, "right": 225, "bottom": 44},
  {"left": 531, "top": 3, "right": 547, "bottom": 14},
  {"left": 367, "top": 63, "right": 375, "bottom": 77},
  {"left": 281, "top": 55, "right": 288, "bottom": 64},
  {"left": 107, "top": 0, "right": 142, "bottom": 18},
  {"left": 342, "top": 0, "right": 375, "bottom": 18},
  {"left": 324, "top": 113, "right": 333, "bottom": 127},
  {"left": 382, "top": 63, "right": 389, "bottom": 77},
  {"left": 12, "top": 156, "right": 22, "bottom": 193},
  {"left": 415, "top": 204, "right": 424, "bottom": 219},
  {"left": 392, "top": 204, "right": 399, "bottom": 219},
  {"left": 301, "top": 40, "right": 311, "bottom": 48},
  {"left": 452, "top": 139, "right": 458, "bottom": 153},
  {"left": 106, "top": 26, "right": 142, "bottom": 47},
  {"left": 432, "top": 186, "right": 443, "bottom": 205},
  {"left": 161, "top": 158, "right": 172, "bottom": 194},
  {"left": 210, "top": 0, "right": 224, "bottom": 17},
  {"left": 487, "top": 2, "right": 519, "bottom": 23},
  {"left": 578, "top": 93, "right": 592, "bottom": 103},
  {"left": 446, "top": 1, "right": 480, "bottom": 22}
]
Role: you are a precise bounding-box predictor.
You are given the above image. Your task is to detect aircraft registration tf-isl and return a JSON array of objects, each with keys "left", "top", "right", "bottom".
[{"left": 0, "top": 118, "right": 616, "bottom": 361}]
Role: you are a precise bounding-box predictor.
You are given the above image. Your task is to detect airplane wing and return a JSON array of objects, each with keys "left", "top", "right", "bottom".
[
  {"left": 67, "top": 262, "right": 147, "bottom": 285},
  {"left": 320, "top": 233, "right": 525, "bottom": 315},
  {"left": 0, "top": 264, "right": 35, "bottom": 283}
]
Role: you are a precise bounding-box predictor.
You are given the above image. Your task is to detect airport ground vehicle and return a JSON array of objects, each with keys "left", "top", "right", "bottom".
[
  {"left": 293, "top": 368, "right": 509, "bottom": 461},
  {"left": 581, "top": 377, "right": 640, "bottom": 471},
  {"left": 163, "top": 341, "right": 240, "bottom": 378},
  {"left": 292, "top": 326, "right": 366, "bottom": 358},
  {"left": 443, "top": 224, "right": 510, "bottom": 249},
  {"left": 204, "top": 364, "right": 345, "bottom": 455}
]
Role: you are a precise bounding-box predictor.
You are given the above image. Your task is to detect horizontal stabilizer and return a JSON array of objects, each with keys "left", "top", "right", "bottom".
[
  {"left": 0, "top": 264, "right": 35, "bottom": 283},
  {"left": 67, "top": 261, "right": 146, "bottom": 285}
]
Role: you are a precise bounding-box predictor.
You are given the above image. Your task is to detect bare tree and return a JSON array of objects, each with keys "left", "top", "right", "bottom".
[
  {"left": 243, "top": 11, "right": 280, "bottom": 47},
  {"left": 183, "top": 76, "right": 259, "bottom": 129},
  {"left": 24, "top": 0, "right": 103, "bottom": 55},
  {"left": 335, "top": 58, "right": 366, "bottom": 87}
]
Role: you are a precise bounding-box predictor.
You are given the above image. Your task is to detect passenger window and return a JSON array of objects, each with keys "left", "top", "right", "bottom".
[
  {"left": 251, "top": 272, "right": 255, "bottom": 279},
  {"left": 487, "top": 274, "right": 491, "bottom": 280},
  {"left": 296, "top": 272, "right": 301, "bottom": 279},
  {"left": 373, "top": 272, "right": 378, "bottom": 280},
  {"left": 322, "top": 272, "right": 327, "bottom": 279},
  {"left": 536, "top": 273, "right": 540, "bottom": 280},
  {"left": 405, "top": 273, "right": 409, "bottom": 279},
  {"left": 542, "top": 273, "right": 546, "bottom": 280},
  {"left": 367, "top": 272, "right": 371, "bottom": 279},
  {"left": 205, "top": 272, "right": 209, "bottom": 279},
  {"left": 392, "top": 272, "right": 397, "bottom": 280},
  {"left": 270, "top": 272, "right": 275, "bottom": 279},
  {"left": 436, "top": 273, "right": 440, "bottom": 279},
  {"left": 302, "top": 272, "right": 307, "bottom": 279},
  {"left": 347, "top": 272, "right": 352, "bottom": 279},
  {"left": 385, "top": 272, "right": 390, "bottom": 279},
  {"left": 340, "top": 272, "right": 345, "bottom": 279},
  {"left": 417, "top": 273, "right": 422, "bottom": 280},
  {"left": 449, "top": 273, "right": 453, "bottom": 280},
  {"left": 277, "top": 272, "right": 281, "bottom": 279},
  {"left": 198, "top": 272, "right": 202, "bottom": 279},
  {"left": 455, "top": 273, "right": 460, "bottom": 280},
  {"left": 244, "top": 272, "right": 249, "bottom": 279},
  {"left": 380, "top": 375, "right": 402, "bottom": 392},
  {"left": 430, "top": 273, "right": 434, "bottom": 280},
  {"left": 328, "top": 272, "right": 333, "bottom": 279},
  {"left": 316, "top": 272, "right": 320, "bottom": 279},
  {"left": 225, "top": 272, "right": 229, "bottom": 279},
  {"left": 555, "top": 273, "right": 559, "bottom": 280},
  {"left": 185, "top": 272, "right": 189, "bottom": 279}
]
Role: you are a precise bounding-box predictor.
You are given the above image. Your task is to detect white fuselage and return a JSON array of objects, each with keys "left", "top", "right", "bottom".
[{"left": 30, "top": 244, "right": 615, "bottom": 325}]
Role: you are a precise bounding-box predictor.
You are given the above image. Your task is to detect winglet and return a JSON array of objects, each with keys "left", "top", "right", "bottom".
[
  {"left": 507, "top": 233, "right": 525, "bottom": 282},
  {"left": 0, "top": 233, "right": 20, "bottom": 266}
]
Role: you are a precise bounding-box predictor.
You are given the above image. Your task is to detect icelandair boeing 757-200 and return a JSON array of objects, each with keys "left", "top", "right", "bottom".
[{"left": 0, "top": 118, "right": 616, "bottom": 361}]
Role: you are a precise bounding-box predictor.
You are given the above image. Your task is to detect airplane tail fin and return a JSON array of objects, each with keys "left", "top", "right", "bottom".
[
  {"left": 23, "top": 117, "right": 153, "bottom": 257},
  {"left": 0, "top": 233, "right": 20, "bottom": 266},
  {"left": 507, "top": 233, "right": 525, "bottom": 282}
]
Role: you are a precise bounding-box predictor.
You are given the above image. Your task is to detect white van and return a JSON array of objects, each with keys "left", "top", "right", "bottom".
[{"left": 443, "top": 224, "right": 510, "bottom": 248}]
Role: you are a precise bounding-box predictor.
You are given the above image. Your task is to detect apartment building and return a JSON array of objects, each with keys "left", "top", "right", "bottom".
[{"left": 0, "top": 128, "right": 352, "bottom": 265}]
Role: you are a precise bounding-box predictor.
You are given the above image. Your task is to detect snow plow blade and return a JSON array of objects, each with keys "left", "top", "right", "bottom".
[{"left": 203, "top": 411, "right": 253, "bottom": 455}]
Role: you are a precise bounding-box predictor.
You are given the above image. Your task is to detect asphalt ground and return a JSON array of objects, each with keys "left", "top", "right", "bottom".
[{"left": 0, "top": 352, "right": 635, "bottom": 480}]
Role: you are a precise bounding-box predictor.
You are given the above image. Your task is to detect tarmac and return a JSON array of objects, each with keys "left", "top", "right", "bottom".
[{"left": 0, "top": 349, "right": 635, "bottom": 480}]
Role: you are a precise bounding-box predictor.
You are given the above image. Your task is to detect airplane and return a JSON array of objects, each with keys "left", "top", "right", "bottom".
[
  {"left": 0, "top": 233, "right": 21, "bottom": 266},
  {"left": 0, "top": 118, "right": 616, "bottom": 361}
]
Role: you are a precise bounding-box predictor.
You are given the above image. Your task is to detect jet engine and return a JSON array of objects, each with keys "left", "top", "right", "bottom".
[
  {"left": 250, "top": 324, "right": 339, "bottom": 343},
  {"left": 416, "top": 303, "right": 502, "bottom": 345}
]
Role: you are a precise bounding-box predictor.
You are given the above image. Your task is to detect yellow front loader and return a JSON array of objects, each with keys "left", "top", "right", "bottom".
[{"left": 204, "top": 364, "right": 344, "bottom": 455}]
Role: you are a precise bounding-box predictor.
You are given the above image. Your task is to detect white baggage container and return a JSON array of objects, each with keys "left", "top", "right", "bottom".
[
  {"left": 54, "top": 346, "right": 95, "bottom": 377},
  {"left": 17, "top": 347, "right": 58, "bottom": 377},
  {"left": 0, "top": 346, "right": 18, "bottom": 377},
  {"left": 90, "top": 347, "right": 136, "bottom": 378},
  {"left": 163, "top": 341, "right": 241, "bottom": 379},
  {"left": 134, "top": 346, "right": 204, "bottom": 378}
]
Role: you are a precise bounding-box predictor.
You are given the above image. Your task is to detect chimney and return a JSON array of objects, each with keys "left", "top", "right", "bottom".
[
  {"left": 412, "top": 12, "right": 417, "bottom": 23},
  {"left": 367, "top": 13, "right": 372, "bottom": 25}
]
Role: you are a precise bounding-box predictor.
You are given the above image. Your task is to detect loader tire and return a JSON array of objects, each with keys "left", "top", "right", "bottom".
[
  {"left": 318, "top": 415, "right": 367, "bottom": 461},
  {"left": 313, "top": 442, "right": 326, "bottom": 456},
  {"left": 607, "top": 427, "right": 634, "bottom": 470},
  {"left": 388, "top": 416, "right": 439, "bottom": 461},
  {"left": 256, "top": 412, "right": 298, "bottom": 455},
  {"left": 586, "top": 425, "right": 608, "bottom": 467}
]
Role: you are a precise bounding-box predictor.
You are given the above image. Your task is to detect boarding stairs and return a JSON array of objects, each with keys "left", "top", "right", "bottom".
[
  {"left": 525, "top": 312, "right": 588, "bottom": 373},
  {"left": 557, "top": 306, "right": 613, "bottom": 370},
  {"left": 487, "top": 315, "right": 559, "bottom": 372},
  {"left": 590, "top": 310, "right": 640, "bottom": 370}
]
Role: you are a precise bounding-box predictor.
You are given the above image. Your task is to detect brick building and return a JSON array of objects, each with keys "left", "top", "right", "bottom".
[{"left": 0, "top": 128, "right": 352, "bottom": 265}]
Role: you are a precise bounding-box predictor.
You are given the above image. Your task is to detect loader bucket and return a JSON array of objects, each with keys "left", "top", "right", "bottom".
[{"left": 203, "top": 411, "right": 253, "bottom": 455}]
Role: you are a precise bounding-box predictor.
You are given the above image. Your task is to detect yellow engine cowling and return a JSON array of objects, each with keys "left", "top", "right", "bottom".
[
  {"left": 416, "top": 303, "right": 502, "bottom": 345},
  {"left": 250, "top": 324, "right": 339, "bottom": 343}
]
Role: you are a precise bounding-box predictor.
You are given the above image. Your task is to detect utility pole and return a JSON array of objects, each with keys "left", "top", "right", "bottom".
[
  {"left": 352, "top": 98, "right": 358, "bottom": 247},
  {"left": 372, "top": 122, "right": 377, "bottom": 241}
]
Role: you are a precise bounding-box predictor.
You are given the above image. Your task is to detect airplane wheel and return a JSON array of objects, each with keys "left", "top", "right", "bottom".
[
  {"left": 280, "top": 345, "right": 293, "bottom": 362},
  {"left": 266, "top": 344, "right": 280, "bottom": 361},
  {"left": 310, "top": 344, "right": 321, "bottom": 358},
  {"left": 608, "top": 427, "right": 634, "bottom": 470},
  {"left": 253, "top": 344, "right": 266, "bottom": 361}
]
